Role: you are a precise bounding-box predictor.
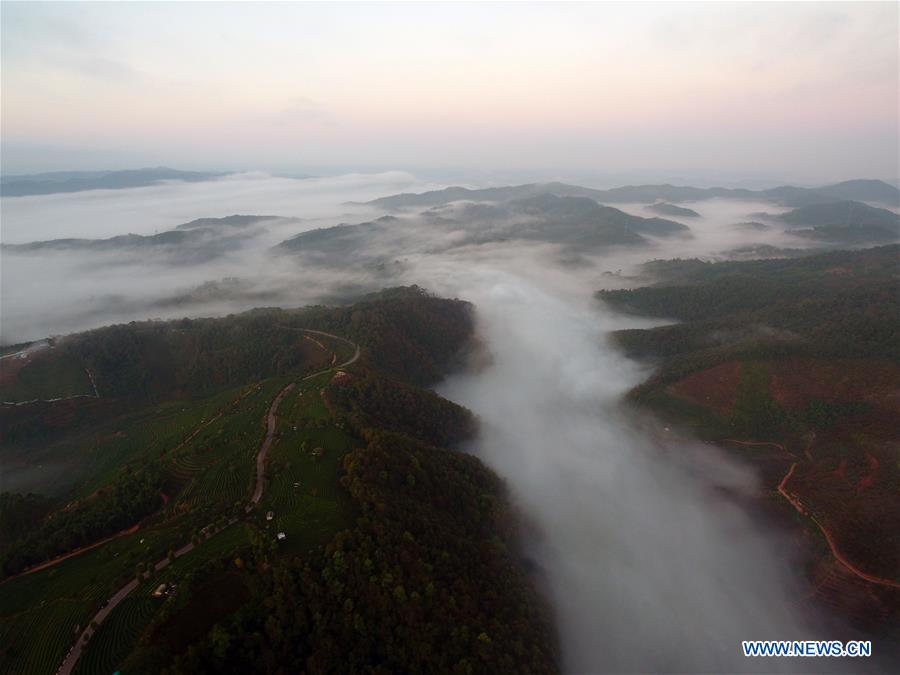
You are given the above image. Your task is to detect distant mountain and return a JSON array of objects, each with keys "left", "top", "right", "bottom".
[
  {"left": 364, "top": 182, "right": 605, "bottom": 209},
  {"left": 3, "top": 214, "right": 281, "bottom": 261},
  {"left": 278, "top": 193, "right": 689, "bottom": 262},
  {"left": 647, "top": 202, "right": 700, "bottom": 218},
  {"left": 779, "top": 200, "right": 900, "bottom": 228},
  {"left": 505, "top": 193, "right": 689, "bottom": 242},
  {"left": 0, "top": 167, "right": 227, "bottom": 197},
  {"left": 778, "top": 200, "right": 899, "bottom": 246},
  {"left": 174, "top": 214, "right": 280, "bottom": 230},
  {"left": 151, "top": 278, "right": 282, "bottom": 308},
  {"left": 277, "top": 216, "right": 398, "bottom": 255},
  {"left": 813, "top": 179, "right": 900, "bottom": 204},
  {"left": 789, "top": 225, "right": 899, "bottom": 245},
  {"left": 367, "top": 179, "right": 900, "bottom": 210}
]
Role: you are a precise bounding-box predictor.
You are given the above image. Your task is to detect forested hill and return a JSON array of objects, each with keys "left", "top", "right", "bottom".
[
  {"left": 282, "top": 285, "right": 475, "bottom": 386},
  {"left": 167, "top": 370, "right": 558, "bottom": 674},
  {"left": 599, "top": 245, "right": 899, "bottom": 367},
  {"left": 367, "top": 179, "right": 900, "bottom": 209},
  {"left": 596, "top": 246, "right": 900, "bottom": 627},
  {"left": 4, "top": 286, "right": 473, "bottom": 405},
  {"left": 1, "top": 286, "right": 559, "bottom": 674}
]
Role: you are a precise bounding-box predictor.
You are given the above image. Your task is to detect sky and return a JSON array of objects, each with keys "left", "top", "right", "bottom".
[{"left": 1, "top": 1, "right": 898, "bottom": 183}]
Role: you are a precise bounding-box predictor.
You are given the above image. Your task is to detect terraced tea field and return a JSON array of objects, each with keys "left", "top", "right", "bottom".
[
  {"left": 2, "top": 328, "right": 363, "bottom": 675},
  {"left": 261, "top": 381, "right": 356, "bottom": 555}
]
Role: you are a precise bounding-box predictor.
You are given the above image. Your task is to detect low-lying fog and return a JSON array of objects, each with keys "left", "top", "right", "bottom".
[
  {"left": 1, "top": 172, "right": 807, "bottom": 345},
  {"left": 2, "top": 171, "right": 857, "bottom": 671},
  {"left": 428, "top": 264, "right": 838, "bottom": 673},
  {"left": 1, "top": 172, "right": 429, "bottom": 342}
]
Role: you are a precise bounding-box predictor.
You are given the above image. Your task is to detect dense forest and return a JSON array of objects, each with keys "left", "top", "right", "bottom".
[
  {"left": 599, "top": 245, "right": 900, "bottom": 388},
  {"left": 282, "top": 286, "right": 475, "bottom": 386},
  {"left": 60, "top": 285, "right": 473, "bottom": 399},
  {"left": 0, "top": 492, "right": 54, "bottom": 550},
  {"left": 325, "top": 370, "right": 477, "bottom": 448}
]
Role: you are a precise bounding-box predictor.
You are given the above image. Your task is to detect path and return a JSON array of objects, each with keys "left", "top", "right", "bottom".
[
  {"left": 249, "top": 383, "right": 295, "bottom": 506},
  {"left": 56, "top": 329, "right": 360, "bottom": 675},
  {"left": 721, "top": 438, "right": 798, "bottom": 458},
  {"left": 777, "top": 462, "right": 900, "bottom": 590},
  {"left": 7, "top": 389, "right": 257, "bottom": 583},
  {"left": 2, "top": 523, "right": 142, "bottom": 583},
  {"left": 248, "top": 328, "right": 361, "bottom": 507}
]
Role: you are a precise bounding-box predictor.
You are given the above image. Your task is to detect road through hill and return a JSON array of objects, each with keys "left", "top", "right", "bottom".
[{"left": 56, "top": 329, "right": 360, "bottom": 675}]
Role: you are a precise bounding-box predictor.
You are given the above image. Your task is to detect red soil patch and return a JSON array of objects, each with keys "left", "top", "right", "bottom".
[
  {"left": 665, "top": 356, "right": 900, "bottom": 608},
  {"left": 785, "top": 450, "right": 900, "bottom": 585},
  {"left": 768, "top": 358, "right": 900, "bottom": 411},
  {"left": 857, "top": 452, "right": 879, "bottom": 491},
  {"left": 668, "top": 360, "right": 741, "bottom": 417},
  {"left": 330, "top": 370, "right": 353, "bottom": 386},
  {"left": 805, "top": 555, "right": 900, "bottom": 632},
  {"left": 832, "top": 457, "right": 848, "bottom": 481},
  {"left": 0, "top": 352, "right": 34, "bottom": 386}
]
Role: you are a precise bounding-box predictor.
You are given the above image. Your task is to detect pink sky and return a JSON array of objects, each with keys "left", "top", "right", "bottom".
[{"left": 2, "top": 2, "right": 898, "bottom": 182}]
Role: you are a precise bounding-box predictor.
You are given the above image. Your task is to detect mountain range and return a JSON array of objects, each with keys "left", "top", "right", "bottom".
[
  {"left": 0, "top": 167, "right": 228, "bottom": 197},
  {"left": 366, "top": 178, "right": 900, "bottom": 210}
]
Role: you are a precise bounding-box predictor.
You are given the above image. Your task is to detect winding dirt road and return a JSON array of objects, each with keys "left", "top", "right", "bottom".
[
  {"left": 724, "top": 437, "right": 899, "bottom": 590},
  {"left": 249, "top": 383, "right": 295, "bottom": 506},
  {"left": 56, "top": 329, "right": 360, "bottom": 675},
  {"left": 777, "top": 461, "right": 900, "bottom": 590},
  {"left": 248, "top": 328, "right": 360, "bottom": 507}
]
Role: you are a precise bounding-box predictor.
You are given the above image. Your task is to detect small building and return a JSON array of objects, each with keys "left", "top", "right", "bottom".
[
  {"left": 311, "top": 447, "right": 324, "bottom": 458},
  {"left": 152, "top": 583, "right": 168, "bottom": 598},
  {"left": 266, "top": 511, "right": 274, "bottom": 521},
  {"left": 276, "top": 532, "right": 286, "bottom": 541}
]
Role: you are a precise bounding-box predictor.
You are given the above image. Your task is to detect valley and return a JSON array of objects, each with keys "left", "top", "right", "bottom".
[{"left": 2, "top": 176, "right": 898, "bottom": 674}]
